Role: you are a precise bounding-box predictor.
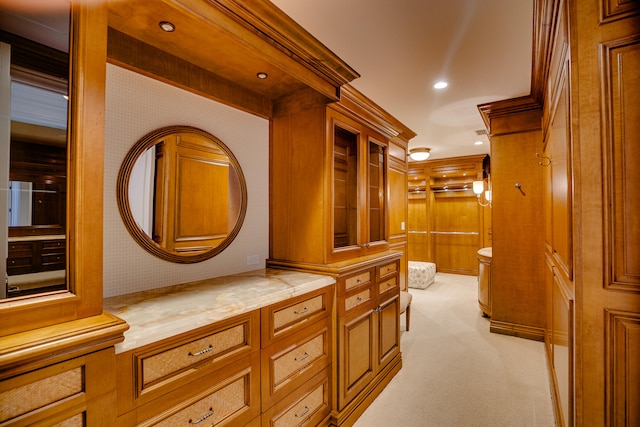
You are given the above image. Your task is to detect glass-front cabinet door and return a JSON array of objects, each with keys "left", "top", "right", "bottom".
[{"left": 330, "top": 110, "right": 389, "bottom": 260}]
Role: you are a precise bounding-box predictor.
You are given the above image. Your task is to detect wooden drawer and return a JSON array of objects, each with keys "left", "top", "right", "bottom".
[
  {"left": 343, "top": 269, "right": 373, "bottom": 293},
  {"left": 41, "top": 239, "right": 65, "bottom": 252},
  {"left": 378, "top": 276, "right": 398, "bottom": 297},
  {"left": 341, "top": 287, "right": 372, "bottom": 316},
  {"left": 116, "top": 311, "right": 259, "bottom": 415},
  {"left": 261, "top": 318, "right": 331, "bottom": 411},
  {"left": 377, "top": 260, "right": 398, "bottom": 279},
  {"left": 141, "top": 322, "right": 248, "bottom": 387},
  {"left": 7, "top": 241, "right": 34, "bottom": 257},
  {"left": 138, "top": 354, "right": 260, "bottom": 427},
  {"left": 261, "top": 285, "right": 333, "bottom": 344},
  {"left": 0, "top": 349, "right": 114, "bottom": 426},
  {"left": 261, "top": 368, "right": 331, "bottom": 427},
  {"left": 41, "top": 253, "right": 66, "bottom": 270}
]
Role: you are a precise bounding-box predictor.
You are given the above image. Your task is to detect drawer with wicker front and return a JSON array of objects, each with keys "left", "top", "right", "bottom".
[
  {"left": 261, "top": 285, "right": 333, "bottom": 344},
  {"left": 378, "top": 276, "right": 398, "bottom": 297},
  {"left": 377, "top": 260, "right": 398, "bottom": 280},
  {"left": 0, "top": 349, "right": 113, "bottom": 426},
  {"left": 137, "top": 354, "right": 260, "bottom": 427},
  {"left": 261, "top": 367, "right": 331, "bottom": 427},
  {"left": 261, "top": 317, "right": 331, "bottom": 411}
]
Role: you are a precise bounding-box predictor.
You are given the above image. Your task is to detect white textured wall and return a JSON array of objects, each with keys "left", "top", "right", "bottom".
[{"left": 104, "top": 64, "right": 269, "bottom": 298}]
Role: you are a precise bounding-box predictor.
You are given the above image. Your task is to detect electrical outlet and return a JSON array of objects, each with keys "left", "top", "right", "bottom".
[{"left": 246, "top": 255, "right": 260, "bottom": 265}]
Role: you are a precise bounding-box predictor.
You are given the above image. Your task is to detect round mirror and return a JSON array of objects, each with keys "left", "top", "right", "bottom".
[{"left": 117, "top": 125, "right": 247, "bottom": 263}]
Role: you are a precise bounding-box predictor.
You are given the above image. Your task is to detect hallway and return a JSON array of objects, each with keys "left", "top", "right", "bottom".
[{"left": 354, "top": 273, "right": 556, "bottom": 426}]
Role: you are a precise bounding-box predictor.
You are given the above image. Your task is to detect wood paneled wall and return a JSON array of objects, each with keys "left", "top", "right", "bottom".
[
  {"left": 408, "top": 155, "right": 490, "bottom": 275},
  {"left": 481, "top": 0, "right": 640, "bottom": 425}
]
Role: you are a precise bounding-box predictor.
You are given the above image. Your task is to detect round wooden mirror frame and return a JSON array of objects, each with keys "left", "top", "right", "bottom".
[{"left": 117, "top": 125, "right": 247, "bottom": 263}]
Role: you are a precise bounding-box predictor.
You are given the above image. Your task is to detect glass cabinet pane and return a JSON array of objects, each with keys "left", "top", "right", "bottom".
[
  {"left": 368, "top": 141, "right": 385, "bottom": 243},
  {"left": 333, "top": 126, "right": 358, "bottom": 248}
]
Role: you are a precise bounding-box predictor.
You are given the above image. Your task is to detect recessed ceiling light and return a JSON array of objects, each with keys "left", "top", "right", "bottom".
[
  {"left": 159, "top": 21, "right": 175, "bottom": 32},
  {"left": 256, "top": 72, "right": 268, "bottom": 79},
  {"left": 433, "top": 81, "right": 449, "bottom": 90},
  {"left": 474, "top": 140, "right": 483, "bottom": 145}
]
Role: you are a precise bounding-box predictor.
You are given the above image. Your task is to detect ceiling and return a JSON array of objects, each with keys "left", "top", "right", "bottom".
[{"left": 271, "top": 0, "right": 534, "bottom": 161}]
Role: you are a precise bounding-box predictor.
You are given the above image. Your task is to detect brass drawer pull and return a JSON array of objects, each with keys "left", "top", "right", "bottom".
[
  {"left": 295, "top": 406, "right": 310, "bottom": 418},
  {"left": 294, "top": 307, "right": 308, "bottom": 315},
  {"left": 190, "top": 408, "right": 214, "bottom": 424},
  {"left": 189, "top": 345, "right": 214, "bottom": 357},
  {"left": 295, "top": 352, "right": 309, "bottom": 362}
]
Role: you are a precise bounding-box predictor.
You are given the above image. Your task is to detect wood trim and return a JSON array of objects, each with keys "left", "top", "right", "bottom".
[
  {"left": 489, "top": 320, "right": 546, "bottom": 342},
  {"left": 0, "top": 311, "right": 127, "bottom": 378},
  {"left": 332, "top": 85, "right": 417, "bottom": 142},
  {"left": 107, "top": 28, "right": 273, "bottom": 119},
  {"left": 0, "top": 0, "right": 107, "bottom": 337},
  {"left": 477, "top": 96, "right": 542, "bottom": 137}
]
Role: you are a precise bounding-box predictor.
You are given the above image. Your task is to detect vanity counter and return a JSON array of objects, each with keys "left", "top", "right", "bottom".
[{"left": 104, "top": 268, "right": 335, "bottom": 353}]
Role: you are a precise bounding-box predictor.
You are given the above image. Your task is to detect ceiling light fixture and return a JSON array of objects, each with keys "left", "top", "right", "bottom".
[
  {"left": 159, "top": 21, "right": 175, "bottom": 32},
  {"left": 409, "top": 147, "right": 431, "bottom": 161},
  {"left": 474, "top": 140, "right": 483, "bottom": 145},
  {"left": 433, "top": 81, "right": 448, "bottom": 90},
  {"left": 256, "top": 72, "right": 268, "bottom": 79}
]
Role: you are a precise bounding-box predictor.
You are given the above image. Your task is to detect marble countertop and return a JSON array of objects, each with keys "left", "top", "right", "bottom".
[
  {"left": 104, "top": 268, "right": 336, "bottom": 354},
  {"left": 477, "top": 247, "right": 492, "bottom": 257}
]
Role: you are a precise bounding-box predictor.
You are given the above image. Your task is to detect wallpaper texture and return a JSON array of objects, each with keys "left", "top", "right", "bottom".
[{"left": 103, "top": 64, "right": 269, "bottom": 297}]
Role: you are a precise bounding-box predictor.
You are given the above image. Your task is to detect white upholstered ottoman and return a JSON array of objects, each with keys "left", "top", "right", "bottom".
[{"left": 408, "top": 261, "right": 436, "bottom": 289}]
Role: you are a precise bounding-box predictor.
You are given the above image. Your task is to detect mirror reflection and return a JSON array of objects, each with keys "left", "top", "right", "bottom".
[
  {"left": 1, "top": 4, "right": 70, "bottom": 299},
  {"left": 118, "top": 126, "right": 247, "bottom": 263}
]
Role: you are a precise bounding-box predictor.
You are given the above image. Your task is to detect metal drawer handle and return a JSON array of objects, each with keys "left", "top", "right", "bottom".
[
  {"left": 295, "top": 352, "right": 309, "bottom": 362},
  {"left": 189, "top": 345, "right": 214, "bottom": 357},
  {"left": 295, "top": 406, "right": 310, "bottom": 419},
  {"left": 357, "top": 296, "right": 363, "bottom": 302},
  {"left": 190, "top": 408, "right": 214, "bottom": 424},
  {"left": 294, "top": 307, "right": 308, "bottom": 315}
]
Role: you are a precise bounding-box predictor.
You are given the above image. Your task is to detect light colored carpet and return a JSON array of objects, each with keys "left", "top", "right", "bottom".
[{"left": 354, "top": 273, "right": 556, "bottom": 427}]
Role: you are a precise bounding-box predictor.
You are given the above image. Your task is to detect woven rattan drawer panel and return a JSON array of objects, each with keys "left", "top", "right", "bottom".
[
  {"left": 272, "top": 294, "right": 323, "bottom": 332},
  {"left": 261, "top": 318, "right": 331, "bottom": 410},
  {"left": 0, "top": 367, "right": 83, "bottom": 423},
  {"left": 262, "top": 286, "right": 333, "bottom": 344},
  {"left": 151, "top": 368, "right": 251, "bottom": 427},
  {"left": 272, "top": 333, "right": 325, "bottom": 387},
  {"left": 344, "top": 288, "right": 371, "bottom": 313},
  {"left": 141, "top": 323, "right": 247, "bottom": 386},
  {"left": 378, "top": 276, "right": 398, "bottom": 297},
  {"left": 377, "top": 261, "right": 397, "bottom": 279},
  {"left": 344, "top": 270, "right": 372, "bottom": 292},
  {"left": 261, "top": 368, "right": 330, "bottom": 427}
]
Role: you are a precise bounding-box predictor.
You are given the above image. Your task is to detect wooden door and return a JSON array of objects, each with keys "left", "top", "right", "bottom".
[
  {"left": 338, "top": 308, "right": 375, "bottom": 410},
  {"left": 376, "top": 293, "right": 399, "bottom": 368},
  {"left": 153, "top": 134, "right": 230, "bottom": 253},
  {"left": 431, "top": 191, "right": 481, "bottom": 275}
]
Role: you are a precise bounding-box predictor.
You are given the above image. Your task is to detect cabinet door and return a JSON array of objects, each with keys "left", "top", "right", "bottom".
[
  {"left": 329, "top": 110, "right": 390, "bottom": 262},
  {"left": 377, "top": 292, "right": 400, "bottom": 369},
  {"left": 337, "top": 308, "right": 375, "bottom": 410}
]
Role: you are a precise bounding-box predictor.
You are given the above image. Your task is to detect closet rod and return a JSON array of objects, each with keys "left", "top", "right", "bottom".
[{"left": 429, "top": 231, "right": 479, "bottom": 235}]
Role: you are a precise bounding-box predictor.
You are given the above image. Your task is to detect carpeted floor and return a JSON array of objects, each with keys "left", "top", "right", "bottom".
[{"left": 353, "top": 273, "right": 556, "bottom": 427}]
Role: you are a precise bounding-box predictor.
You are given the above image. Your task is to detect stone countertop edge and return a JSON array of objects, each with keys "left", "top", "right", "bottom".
[{"left": 104, "top": 268, "right": 336, "bottom": 354}]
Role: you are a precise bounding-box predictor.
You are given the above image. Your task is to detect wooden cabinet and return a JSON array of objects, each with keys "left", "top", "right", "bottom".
[
  {"left": 115, "top": 311, "right": 261, "bottom": 425},
  {"left": 335, "top": 258, "right": 400, "bottom": 412},
  {"left": 0, "top": 312, "right": 127, "bottom": 427},
  {"left": 6, "top": 238, "right": 65, "bottom": 276},
  {"left": 260, "top": 286, "right": 334, "bottom": 426},
  {"left": 271, "top": 85, "right": 414, "bottom": 267}
]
